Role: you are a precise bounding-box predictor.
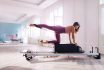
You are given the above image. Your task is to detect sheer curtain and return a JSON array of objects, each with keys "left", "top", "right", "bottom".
[{"left": 45, "top": 7, "right": 63, "bottom": 40}]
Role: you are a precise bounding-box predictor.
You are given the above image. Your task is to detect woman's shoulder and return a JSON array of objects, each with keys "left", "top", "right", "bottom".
[
  {"left": 65, "top": 25, "right": 74, "bottom": 30},
  {"left": 65, "top": 25, "right": 75, "bottom": 33},
  {"left": 66, "top": 25, "right": 74, "bottom": 29}
]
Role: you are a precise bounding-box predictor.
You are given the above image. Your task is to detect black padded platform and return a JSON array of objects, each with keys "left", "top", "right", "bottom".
[{"left": 55, "top": 44, "right": 83, "bottom": 53}]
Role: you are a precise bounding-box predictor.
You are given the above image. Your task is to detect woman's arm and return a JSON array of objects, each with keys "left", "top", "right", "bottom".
[
  {"left": 72, "top": 31, "right": 75, "bottom": 44},
  {"left": 71, "top": 26, "right": 76, "bottom": 44},
  {"left": 69, "top": 33, "right": 72, "bottom": 44}
]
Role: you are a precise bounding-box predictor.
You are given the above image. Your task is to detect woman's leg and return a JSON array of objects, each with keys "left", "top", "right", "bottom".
[
  {"left": 32, "top": 24, "right": 64, "bottom": 44},
  {"left": 47, "top": 33, "right": 60, "bottom": 44},
  {"left": 30, "top": 24, "right": 65, "bottom": 33},
  {"left": 33, "top": 24, "right": 58, "bottom": 31}
]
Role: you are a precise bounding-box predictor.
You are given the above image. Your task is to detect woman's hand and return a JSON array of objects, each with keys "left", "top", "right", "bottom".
[
  {"left": 70, "top": 42, "right": 73, "bottom": 44},
  {"left": 73, "top": 42, "right": 78, "bottom": 46},
  {"left": 70, "top": 42, "right": 77, "bottom": 45}
]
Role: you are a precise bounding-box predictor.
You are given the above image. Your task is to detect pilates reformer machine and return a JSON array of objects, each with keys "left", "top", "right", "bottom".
[{"left": 21, "top": 44, "right": 101, "bottom": 61}]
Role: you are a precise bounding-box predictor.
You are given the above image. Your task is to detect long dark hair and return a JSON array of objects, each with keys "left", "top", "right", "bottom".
[{"left": 73, "top": 22, "right": 80, "bottom": 32}]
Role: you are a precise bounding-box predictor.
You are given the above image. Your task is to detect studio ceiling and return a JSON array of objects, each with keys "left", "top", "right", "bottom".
[{"left": 0, "top": 0, "right": 58, "bottom": 23}]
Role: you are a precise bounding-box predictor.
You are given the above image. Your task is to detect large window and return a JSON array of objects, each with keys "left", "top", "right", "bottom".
[
  {"left": 47, "top": 7, "right": 63, "bottom": 26},
  {"left": 45, "top": 7, "right": 63, "bottom": 40},
  {"left": 18, "top": 7, "right": 63, "bottom": 43}
]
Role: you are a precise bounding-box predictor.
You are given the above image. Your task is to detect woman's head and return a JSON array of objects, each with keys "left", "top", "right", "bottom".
[{"left": 73, "top": 22, "right": 80, "bottom": 32}]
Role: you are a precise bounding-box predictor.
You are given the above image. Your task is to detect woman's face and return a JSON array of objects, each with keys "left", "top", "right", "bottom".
[
  {"left": 75, "top": 26, "right": 79, "bottom": 29},
  {"left": 75, "top": 25, "right": 80, "bottom": 32}
]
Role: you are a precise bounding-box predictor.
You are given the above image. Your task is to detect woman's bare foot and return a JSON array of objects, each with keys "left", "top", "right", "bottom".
[
  {"left": 40, "top": 40, "right": 48, "bottom": 44},
  {"left": 30, "top": 24, "right": 35, "bottom": 26}
]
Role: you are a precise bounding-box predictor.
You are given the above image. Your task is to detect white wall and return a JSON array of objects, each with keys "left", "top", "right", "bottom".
[
  {"left": 40, "top": 0, "right": 99, "bottom": 52},
  {"left": 99, "top": 3, "right": 104, "bottom": 53},
  {"left": 85, "top": 0, "right": 99, "bottom": 50},
  {"left": 63, "top": 0, "right": 86, "bottom": 50}
]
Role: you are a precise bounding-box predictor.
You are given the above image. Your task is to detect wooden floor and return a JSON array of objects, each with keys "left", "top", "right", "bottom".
[{"left": 0, "top": 45, "right": 104, "bottom": 70}]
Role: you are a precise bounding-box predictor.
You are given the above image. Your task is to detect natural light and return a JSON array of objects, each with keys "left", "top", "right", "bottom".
[
  {"left": 100, "top": 0, "right": 104, "bottom": 4},
  {"left": 18, "top": 6, "right": 63, "bottom": 43},
  {"left": 45, "top": 6, "right": 63, "bottom": 39},
  {"left": 47, "top": 7, "right": 63, "bottom": 26}
]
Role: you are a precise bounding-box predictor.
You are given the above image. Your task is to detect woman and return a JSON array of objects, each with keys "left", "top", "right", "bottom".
[{"left": 30, "top": 22, "right": 80, "bottom": 44}]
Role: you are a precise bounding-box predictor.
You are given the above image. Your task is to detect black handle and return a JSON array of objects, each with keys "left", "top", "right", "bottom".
[
  {"left": 95, "top": 47, "right": 99, "bottom": 53},
  {"left": 92, "top": 47, "right": 93, "bottom": 53}
]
